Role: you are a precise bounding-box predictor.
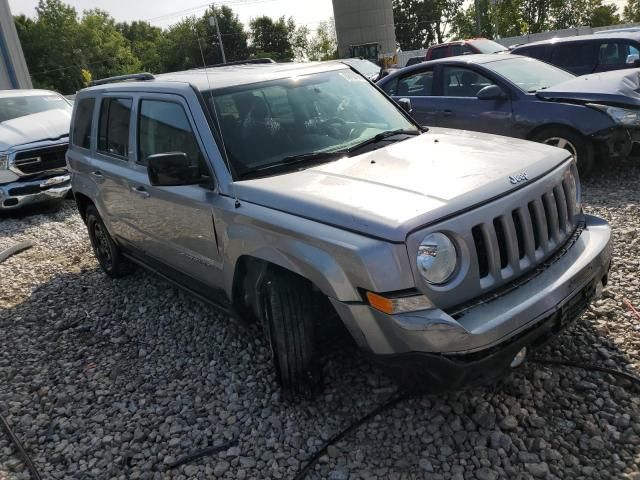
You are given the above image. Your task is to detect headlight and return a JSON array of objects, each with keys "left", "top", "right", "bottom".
[
  {"left": 588, "top": 103, "right": 640, "bottom": 126},
  {"left": 0, "top": 153, "right": 7, "bottom": 170},
  {"left": 417, "top": 232, "right": 458, "bottom": 285},
  {"left": 565, "top": 166, "right": 581, "bottom": 215}
]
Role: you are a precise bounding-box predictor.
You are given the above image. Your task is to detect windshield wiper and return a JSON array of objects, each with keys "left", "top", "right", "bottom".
[
  {"left": 238, "top": 151, "right": 344, "bottom": 180},
  {"left": 345, "top": 128, "right": 421, "bottom": 153}
]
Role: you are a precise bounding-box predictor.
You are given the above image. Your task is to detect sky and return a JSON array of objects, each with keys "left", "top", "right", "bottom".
[{"left": 7, "top": 0, "right": 336, "bottom": 30}]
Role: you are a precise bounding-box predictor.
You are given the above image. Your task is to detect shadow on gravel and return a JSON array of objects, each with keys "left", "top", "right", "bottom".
[
  {"left": 0, "top": 199, "right": 77, "bottom": 238},
  {"left": 1, "top": 261, "right": 639, "bottom": 479}
]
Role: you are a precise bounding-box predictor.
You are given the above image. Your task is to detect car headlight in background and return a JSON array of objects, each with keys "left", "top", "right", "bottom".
[
  {"left": 417, "top": 232, "right": 458, "bottom": 285},
  {"left": 588, "top": 103, "right": 640, "bottom": 126},
  {"left": 0, "top": 153, "right": 7, "bottom": 170}
]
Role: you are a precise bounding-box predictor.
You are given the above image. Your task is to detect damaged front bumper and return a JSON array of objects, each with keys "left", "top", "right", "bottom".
[
  {"left": 331, "top": 214, "right": 612, "bottom": 389},
  {"left": 593, "top": 125, "right": 640, "bottom": 159},
  {"left": 0, "top": 172, "right": 71, "bottom": 210}
]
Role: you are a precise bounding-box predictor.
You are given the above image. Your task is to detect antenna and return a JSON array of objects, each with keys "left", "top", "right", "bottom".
[{"left": 194, "top": 24, "right": 241, "bottom": 208}]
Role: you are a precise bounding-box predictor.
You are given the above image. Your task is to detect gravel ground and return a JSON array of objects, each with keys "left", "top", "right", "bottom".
[{"left": 1, "top": 161, "right": 640, "bottom": 480}]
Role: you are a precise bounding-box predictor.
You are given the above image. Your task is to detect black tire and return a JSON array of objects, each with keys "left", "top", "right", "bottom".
[
  {"left": 260, "top": 269, "right": 323, "bottom": 399},
  {"left": 531, "top": 127, "right": 594, "bottom": 176},
  {"left": 86, "top": 204, "right": 133, "bottom": 278}
]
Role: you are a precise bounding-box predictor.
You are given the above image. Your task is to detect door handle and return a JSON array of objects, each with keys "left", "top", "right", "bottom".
[
  {"left": 131, "top": 186, "right": 150, "bottom": 199},
  {"left": 91, "top": 170, "right": 104, "bottom": 178},
  {"left": 442, "top": 110, "right": 454, "bottom": 117}
]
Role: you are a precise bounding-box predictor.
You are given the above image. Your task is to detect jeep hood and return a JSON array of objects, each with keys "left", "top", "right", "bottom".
[
  {"left": 537, "top": 68, "right": 640, "bottom": 107},
  {"left": 0, "top": 109, "right": 71, "bottom": 152},
  {"left": 234, "top": 128, "right": 571, "bottom": 242}
]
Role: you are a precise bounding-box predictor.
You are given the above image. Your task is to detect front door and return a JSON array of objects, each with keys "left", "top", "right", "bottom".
[
  {"left": 429, "top": 65, "right": 514, "bottom": 135},
  {"left": 125, "top": 95, "right": 224, "bottom": 291}
]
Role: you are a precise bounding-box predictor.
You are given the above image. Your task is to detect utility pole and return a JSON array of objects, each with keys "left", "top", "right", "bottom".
[{"left": 209, "top": 3, "right": 227, "bottom": 64}]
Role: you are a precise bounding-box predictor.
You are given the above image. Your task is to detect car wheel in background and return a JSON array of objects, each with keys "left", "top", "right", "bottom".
[
  {"left": 86, "top": 204, "right": 134, "bottom": 278},
  {"left": 532, "top": 127, "right": 594, "bottom": 176},
  {"left": 260, "top": 268, "right": 323, "bottom": 399}
]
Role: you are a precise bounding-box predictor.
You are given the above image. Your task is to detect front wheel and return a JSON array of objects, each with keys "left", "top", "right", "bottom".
[
  {"left": 86, "top": 205, "right": 133, "bottom": 278},
  {"left": 531, "top": 127, "right": 594, "bottom": 176},
  {"left": 260, "top": 269, "right": 323, "bottom": 399}
]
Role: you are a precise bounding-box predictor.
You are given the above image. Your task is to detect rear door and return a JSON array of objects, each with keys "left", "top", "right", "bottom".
[
  {"left": 549, "top": 41, "right": 598, "bottom": 75},
  {"left": 595, "top": 40, "right": 640, "bottom": 72},
  {"left": 430, "top": 65, "right": 514, "bottom": 135},
  {"left": 88, "top": 95, "right": 137, "bottom": 240},
  {"left": 124, "top": 93, "right": 224, "bottom": 291}
]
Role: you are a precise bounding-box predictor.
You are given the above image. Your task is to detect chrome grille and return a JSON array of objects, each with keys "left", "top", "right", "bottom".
[
  {"left": 12, "top": 145, "right": 67, "bottom": 175},
  {"left": 472, "top": 174, "right": 577, "bottom": 282}
]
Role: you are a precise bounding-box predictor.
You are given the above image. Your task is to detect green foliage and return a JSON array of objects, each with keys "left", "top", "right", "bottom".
[
  {"left": 624, "top": 0, "right": 640, "bottom": 22},
  {"left": 249, "top": 16, "right": 296, "bottom": 61},
  {"left": 307, "top": 19, "right": 337, "bottom": 61}
]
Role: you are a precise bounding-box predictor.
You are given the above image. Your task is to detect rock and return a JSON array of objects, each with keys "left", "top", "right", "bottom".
[
  {"left": 499, "top": 416, "right": 518, "bottom": 431},
  {"left": 525, "top": 462, "right": 550, "bottom": 478},
  {"left": 213, "top": 460, "right": 230, "bottom": 476}
]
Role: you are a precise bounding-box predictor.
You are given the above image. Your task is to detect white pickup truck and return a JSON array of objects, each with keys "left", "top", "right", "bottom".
[{"left": 0, "top": 89, "right": 72, "bottom": 210}]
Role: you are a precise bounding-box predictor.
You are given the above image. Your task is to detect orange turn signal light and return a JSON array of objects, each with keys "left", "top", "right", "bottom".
[{"left": 366, "top": 291, "right": 395, "bottom": 314}]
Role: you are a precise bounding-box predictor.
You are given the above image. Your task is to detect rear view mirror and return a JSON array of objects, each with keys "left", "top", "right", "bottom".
[
  {"left": 477, "top": 85, "right": 507, "bottom": 100},
  {"left": 397, "top": 97, "right": 412, "bottom": 113},
  {"left": 147, "top": 152, "right": 203, "bottom": 187},
  {"left": 626, "top": 53, "right": 639, "bottom": 65}
]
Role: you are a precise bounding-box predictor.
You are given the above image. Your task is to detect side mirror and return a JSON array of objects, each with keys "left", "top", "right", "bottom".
[
  {"left": 147, "top": 152, "right": 203, "bottom": 187},
  {"left": 397, "top": 97, "right": 412, "bottom": 113},
  {"left": 626, "top": 53, "right": 639, "bottom": 65},
  {"left": 477, "top": 84, "right": 507, "bottom": 100}
]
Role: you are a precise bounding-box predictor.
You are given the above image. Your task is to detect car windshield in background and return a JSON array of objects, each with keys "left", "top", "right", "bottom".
[
  {"left": 487, "top": 57, "right": 575, "bottom": 92},
  {"left": 208, "top": 69, "right": 418, "bottom": 179},
  {"left": 0, "top": 94, "right": 71, "bottom": 123},
  {"left": 470, "top": 39, "right": 509, "bottom": 54}
]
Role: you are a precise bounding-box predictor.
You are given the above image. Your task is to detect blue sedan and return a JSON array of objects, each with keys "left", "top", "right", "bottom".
[{"left": 376, "top": 54, "right": 640, "bottom": 174}]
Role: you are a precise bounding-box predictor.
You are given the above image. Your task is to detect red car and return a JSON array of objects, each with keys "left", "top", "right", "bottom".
[{"left": 424, "top": 38, "right": 508, "bottom": 60}]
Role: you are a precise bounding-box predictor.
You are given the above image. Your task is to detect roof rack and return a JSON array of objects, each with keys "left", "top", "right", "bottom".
[
  {"left": 89, "top": 72, "right": 155, "bottom": 87},
  {"left": 195, "top": 58, "right": 276, "bottom": 70}
]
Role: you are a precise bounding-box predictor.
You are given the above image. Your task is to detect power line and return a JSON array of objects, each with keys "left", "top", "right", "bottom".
[{"left": 144, "top": 0, "right": 278, "bottom": 25}]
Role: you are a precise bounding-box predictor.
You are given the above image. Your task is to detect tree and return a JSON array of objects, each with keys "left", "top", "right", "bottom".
[
  {"left": 116, "top": 21, "right": 164, "bottom": 72},
  {"left": 249, "top": 16, "right": 295, "bottom": 61},
  {"left": 393, "top": 0, "right": 462, "bottom": 50},
  {"left": 307, "top": 19, "right": 337, "bottom": 61},
  {"left": 585, "top": 0, "right": 620, "bottom": 26},
  {"left": 289, "top": 24, "right": 310, "bottom": 61},
  {"left": 624, "top": 0, "right": 640, "bottom": 22}
]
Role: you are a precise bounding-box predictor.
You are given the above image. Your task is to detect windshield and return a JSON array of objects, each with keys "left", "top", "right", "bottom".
[
  {"left": 208, "top": 69, "right": 418, "bottom": 179},
  {"left": 0, "top": 94, "right": 71, "bottom": 123},
  {"left": 486, "top": 57, "right": 575, "bottom": 92},
  {"left": 470, "top": 39, "right": 509, "bottom": 54}
]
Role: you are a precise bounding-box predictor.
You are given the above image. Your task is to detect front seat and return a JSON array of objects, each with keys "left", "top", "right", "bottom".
[{"left": 241, "top": 96, "right": 282, "bottom": 161}]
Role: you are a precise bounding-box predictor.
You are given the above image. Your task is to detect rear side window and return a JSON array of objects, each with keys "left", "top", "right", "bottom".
[
  {"left": 442, "top": 66, "right": 495, "bottom": 97},
  {"left": 451, "top": 44, "right": 474, "bottom": 56},
  {"left": 98, "top": 98, "right": 132, "bottom": 159},
  {"left": 599, "top": 41, "right": 638, "bottom": 65},
  {"left": 72, "top": 98, "right": 94, "bottom": 149},
  {"left": 138, "top": 100, "right": 205, "bottom": 173},
  {"left": 551, "top": 43, "right": 596, "bottom": 70},
  {"left": 396, "top": 70, "right": 434, "bottom": 96},
  {"left": 430, "top": 46, "right": 448, "bottom": 59}
]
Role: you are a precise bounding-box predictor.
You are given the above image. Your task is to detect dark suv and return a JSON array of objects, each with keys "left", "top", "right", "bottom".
[{"left": 511, "top": 32, "right": 640, "bottom": 75}]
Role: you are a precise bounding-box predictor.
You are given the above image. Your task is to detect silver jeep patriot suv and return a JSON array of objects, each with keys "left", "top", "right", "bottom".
[{"left": 67, "top": 63, "right": 612, "bottom": 395}]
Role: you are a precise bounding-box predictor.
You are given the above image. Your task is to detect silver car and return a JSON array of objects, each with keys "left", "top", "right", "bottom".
[
  {"left": 67, "top": 63, "right": 612, "bottom": 396},
  {"left": 0, "top": 89, "right": 72, "bottom": 210}
]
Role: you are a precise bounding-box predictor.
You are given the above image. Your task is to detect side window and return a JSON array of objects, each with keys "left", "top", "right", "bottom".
[
  {"left": 599, "top": 42, "right": 635, "bottom": 65},
  {"left": 396, "top": 70, "right": 434, "bottom": 96},
  {"left": 380, "top": 77, "right": 399, "bottom": 95},
  {"left": 442, "top": 66, "right": 494, "bottom": 97},
  {"left": 430, "top": 46, "right": 448, "bottom": 60},
  {"left": 518, "top": 46, "right": 548, "bottom": 61},
  {"left": 98, "top": 98, "right": 132, "bottom": 159},
  {"left": 451, "top": 44, "right": 463, "bottom": 56},
  {"left": 72, "top": 98, "right": 94, "bottom": 149},
  {"left": 552, "top": 43, "right": 595, "bottom": 69},
  {"left": 138, "top": 100, "right": 207, "bottom": 176}
]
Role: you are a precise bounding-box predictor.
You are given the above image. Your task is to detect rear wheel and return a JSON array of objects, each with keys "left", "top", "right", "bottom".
[
  {"left": 532, "top": 127, "right": 594, "bottom": 176},
  {"left": 260, "top": 268, "right": 323, "bottom": 399},
  {"left": 86, "top": 205, "right": 133, "bottom": 278}
]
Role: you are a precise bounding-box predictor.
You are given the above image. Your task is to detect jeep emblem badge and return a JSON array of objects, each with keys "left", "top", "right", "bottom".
[{"left": 509, "top": 172, "right": 529, "bottom": 185}]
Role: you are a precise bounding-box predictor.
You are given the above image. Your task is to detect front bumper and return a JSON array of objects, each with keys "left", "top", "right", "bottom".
[
  {"left": 593, "top": 125, "right": 640, "bottom": 158},
  {"left": 0, "top": 173, "right": 71, "bottom": 210},
  {"left": 331, "top": 214, "right": 611, "bottom": 385}
]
